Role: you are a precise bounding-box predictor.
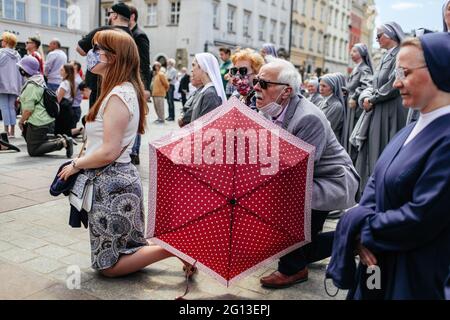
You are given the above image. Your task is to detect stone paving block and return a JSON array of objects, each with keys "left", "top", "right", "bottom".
[
  {"left": 0, "top": 184, "right": 28, "bottom": 197},
  {"left": 22, "top": 225, "right": 58, "bottom": 239},
  {"left": 0, "top": 263, "right": 56, "bottom": 299},
  {"left": 0, "top": 221, "right": 28, "bottom": 232},
  {"left": 48, "top": 266, "right": 95, "bottom": 285},
  {"left": 42, "top": 233, "right": 80, "bottom": 246},
  {"left": 11, "top": 235, "right": 49, "bottom": 250},
  {"left": 0, "top": 195, "right": 38, "bottom": 213},
  {"left": 16, "top": 188, "right": 63, "bottom": 204},
  {"left": 67, "top": 241, "right": 91, "bottom": 254},
  {"left": 59, "top": 253, "right": 93, "bottom": 270},
  {"left": 0, "top": 230, "right": 22, "bottom": 242},
  {"left": 35, "top": 244, "right": 73, "bottom": 259},
  {"left": 0, "top": 214, "right": 15, "bottom": 224},
  {"left": 25, "top": 284, "right": 101, "bottom": 300},
  {"left": 0, "top": 247, "right": 38, "bottom": 263},
  {"left": 0, "top": 240, "right": 15, "bottom": 253},
  {"left": 7, "top": 175, "right": 53, "bottom": 191},
  {"left": 21, "top": 257, "right": 65, "bottom": 274}
]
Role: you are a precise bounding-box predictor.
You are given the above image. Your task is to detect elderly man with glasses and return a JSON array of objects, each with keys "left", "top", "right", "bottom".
[{"left": 254, "top": 58, "right": 360, "bottom": 289}]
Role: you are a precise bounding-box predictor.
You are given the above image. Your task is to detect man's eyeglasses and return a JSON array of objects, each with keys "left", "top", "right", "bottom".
[
  {"left": 230, "top": 67, "right": 252, "bottom": 77},
  {"left": 253, "top": 77, "right": 289, "bottom": 90},
  {"left": 106, "top": 11, "right": 115, "bottom": 17},
  {"left": 376, "top": 33, "right": 384, "bottom": 40},
  {"left": 395, "top": 65, "right": 427, "bottom": 81}
]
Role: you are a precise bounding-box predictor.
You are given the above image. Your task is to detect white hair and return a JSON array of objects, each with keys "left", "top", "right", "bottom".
[
  {"left": 167, "top": 58, "right": 176, "bottom": 66},
  {"left": 266, "top": 58, "right": 302, "bottom": 97}
]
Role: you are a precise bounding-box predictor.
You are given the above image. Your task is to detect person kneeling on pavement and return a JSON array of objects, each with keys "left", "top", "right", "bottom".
[
  {"left": 255, "top": 59, "right": 360, "bottom": 289},
  {"left": 17, "top": 56, "right": 73, "bottom": 158}
]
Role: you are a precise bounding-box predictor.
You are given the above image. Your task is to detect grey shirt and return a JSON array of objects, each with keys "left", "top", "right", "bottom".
[
  {"left": 281, "top": 95, "right": 360, "bottom": 211},
  {"left": 166, "top": 66, "right": 178, "bottom": 86},
  {"left": 44, "top": 49, "right": 67, "bottom": 85}
]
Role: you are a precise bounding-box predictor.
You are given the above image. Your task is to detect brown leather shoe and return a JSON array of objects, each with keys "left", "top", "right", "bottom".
[{"left": 260, "top": 268, "right": 308, "bottom": 289}]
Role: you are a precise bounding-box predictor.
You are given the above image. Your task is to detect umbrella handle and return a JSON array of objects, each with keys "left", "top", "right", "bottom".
[
  {"left": 323, "top": 277, "right": 340, "bottom": 298},
  {"left": 175, "top": 261, "right": 198, "bottom": 300}
]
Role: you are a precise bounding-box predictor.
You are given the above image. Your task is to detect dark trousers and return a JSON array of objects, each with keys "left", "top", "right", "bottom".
[
  {"left": 181, "top": 91, "right": 187, "bottom": 107},
  {"left": 166, "top": 84, "right": 175, "bottom": 119},
  {"left": 131, "top": 134, "right": 141, "bottom": 156},
  {"left": 278, "top": 210, "right": 334, "bottom": 276},
  {"left": 25, "top": 122, "right": 64, "bottom": 157},
  {"left": 72, "top": 107, "right": 82, "bottom": 129}
]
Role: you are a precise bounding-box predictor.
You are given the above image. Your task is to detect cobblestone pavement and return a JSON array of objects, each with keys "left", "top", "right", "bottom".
[{"left": 0, "top": 101, "right": 345, "bottom": 300}]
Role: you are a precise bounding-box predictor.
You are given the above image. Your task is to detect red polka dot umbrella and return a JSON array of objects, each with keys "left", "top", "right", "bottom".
[{"left": 146, "top": 98, "right": 315, "bottom": 286}]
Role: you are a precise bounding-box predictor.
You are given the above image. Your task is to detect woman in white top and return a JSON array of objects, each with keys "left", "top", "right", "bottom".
[
  {"left": 58, "top": 29, "right": 187, "bottom": 278},
  {"left": 55, "top": 64, "right": 76, "bottom": 136}
]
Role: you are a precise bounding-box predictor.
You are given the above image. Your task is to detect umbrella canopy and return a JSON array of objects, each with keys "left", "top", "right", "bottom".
[{"left": 147, "top": 97, "right": 315, "bottom": 286}]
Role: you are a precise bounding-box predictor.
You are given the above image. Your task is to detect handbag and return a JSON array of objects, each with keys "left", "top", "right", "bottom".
[{"left": 69, "top": 139, "right": 131, "bottom": 213}]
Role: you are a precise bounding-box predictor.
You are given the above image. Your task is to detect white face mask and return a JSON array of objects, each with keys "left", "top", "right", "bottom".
[{"left": 258, "top": 89, "right": 288, "bottom": 118}]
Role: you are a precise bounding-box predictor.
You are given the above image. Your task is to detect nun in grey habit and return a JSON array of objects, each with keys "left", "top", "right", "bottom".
[
  {"left": 444, "top": 0, "right": 450, "bottom": 32},
  {"left": 318, "top": 73, "right": 346, "bottom": 143},
  {"left": 342, "top": 43, "right": 374, "bottom": 162},
  {"left": 355, "top": 22, "right": 408, "bottom": 193}
]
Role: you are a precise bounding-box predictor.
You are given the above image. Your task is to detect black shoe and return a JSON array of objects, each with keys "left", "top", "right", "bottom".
[
  {"left": 1, "top": 132, "right": 9, "bottom": 143},
  {"left": 63, "top": 134, "right": 74, "bottom": 158},
  {"left": 166, "top": 117, "right": 175, "bottom": 121},
  {"left": 131, "top": 154, "right": 140, "bottom": 165},
  {"left": 0, "top": 139, "right": 20, "bottom": 152}
]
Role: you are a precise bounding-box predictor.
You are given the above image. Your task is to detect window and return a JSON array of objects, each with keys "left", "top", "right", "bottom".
[
  {"left": 311, "top": 1, "right": 316, "bottom": 20},
  {"left": 213, "top": 1, "right": 220, "bottom": 29},
  {"left": 169, "top": 0, "right": 180, "bottom": 25},
  {"left": 41, "top": 0, "right": 68, "bottom": 28},
  {"left": 0, "top": 0, "right": 25, "bottom": 20},
  {"left": 291, "top": 23, "right": 297, "bottom": 48},
  {"left": 332, "top": 37, "right": 336, "bottom": 57},
  {"left": 243, "top": 10, "right": 252, "bottom": 37},
  {"left": 280, "top": 22, "right": 286, "bottom": 46},
  {"left": 299, "top": 25, "right": 305, "bottom": 48},
  {"left": 320, "top": 4, "right": 325, "bottom": 22},
  {"left": 339, "top": 39, "right": 343, "bottom": 59},
  {"left": 334, "top": 9, "right": 338, "bottom": 28},
  {"left": 258, "top": 16, "right": 266, "bottom": 41},
  {"left": 270, "top": 19, "right": 277, "bottom": 43},
  {"left": 227, "top": 5, "right": 236, "bottom": 33},
  {"left": 147, "top": 2, "right": 157, "bottom": 26},
  {"left": 342, "top": 13, "right": 346, "bottom": 31},
  {"left": 317, "top": 32, "right": 323, "bottom": 53},
  {"left": 308, "top": 28, "right": 314, "bottom": 51},
  {"left": 301, "top": 0, "right": 306, "bottom": 15}
]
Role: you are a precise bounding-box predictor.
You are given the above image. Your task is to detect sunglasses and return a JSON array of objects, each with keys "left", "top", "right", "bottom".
[
  {"left": 230, "top": 67, "right": 252, "bottom": 77},
  {"left": 376, "top": 33, "right": 384, "bottom": 40},
  {"left": 106, "top": 11, "right": 115, "bottom": 17},
  {"left": 253, "top": 77, "right": 289, "bottom": 90}
]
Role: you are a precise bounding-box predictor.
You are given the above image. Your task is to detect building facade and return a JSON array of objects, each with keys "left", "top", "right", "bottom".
[
  {"left": 323, "top": 0, "right": 351, "bottom": 74},
  {"left": 0, "top": 0, "right": 98, "bottom": 66},
  {"left": 290, "top": 0, "right": 328, "bottom": 79},
  {"left": 109, "top": 0, "right": 291, "bottom": 68}
]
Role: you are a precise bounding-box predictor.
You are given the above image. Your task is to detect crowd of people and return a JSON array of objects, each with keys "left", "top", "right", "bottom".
[{"left": 2, "top": 0, "right": 450, "bottom": 300}]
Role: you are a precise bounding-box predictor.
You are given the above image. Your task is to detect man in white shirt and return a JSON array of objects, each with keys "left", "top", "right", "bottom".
[{"left": 44, "top": 39, "right": 68, "bottom": 92}]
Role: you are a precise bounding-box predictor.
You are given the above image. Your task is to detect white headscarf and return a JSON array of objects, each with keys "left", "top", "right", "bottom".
[{"left": 195, "top": 52, "right": 227, "bottom": 104}]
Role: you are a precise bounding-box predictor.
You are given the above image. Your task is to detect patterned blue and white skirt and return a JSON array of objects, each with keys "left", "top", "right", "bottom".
[{"left": 86, "top": 163, "right": 148, "bottom": 271}]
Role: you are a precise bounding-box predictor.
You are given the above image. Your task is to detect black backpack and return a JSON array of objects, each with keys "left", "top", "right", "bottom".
[
  {"left": 40, "top": 87, "right": 60, "bottom": 118},
  {"left": 27, "top": 81, "right": 60, "bottom": 118}
]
